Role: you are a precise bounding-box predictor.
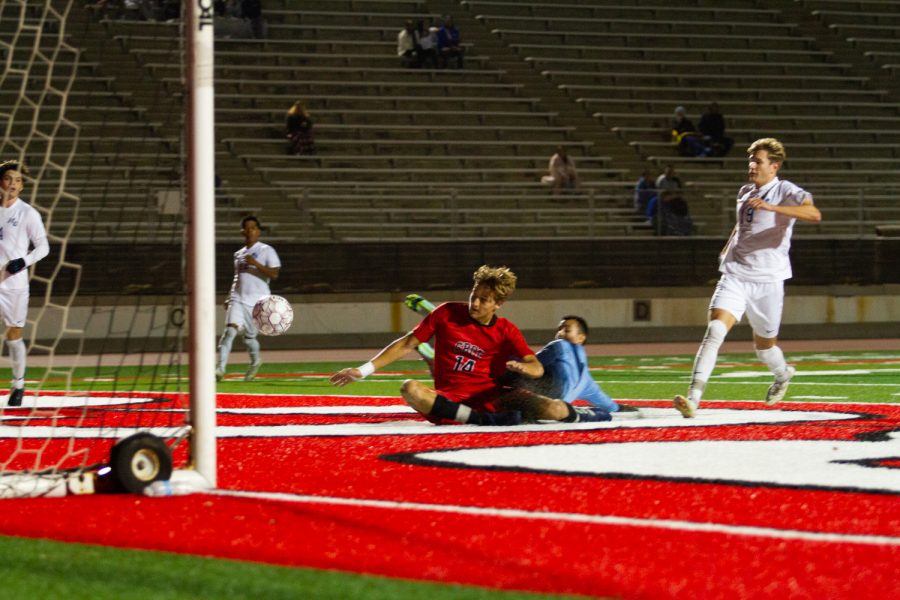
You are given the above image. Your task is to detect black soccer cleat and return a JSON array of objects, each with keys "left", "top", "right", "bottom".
[
  {"left": 8, "top": 388, "right": 24, "bottom": 407},
  {"left": 571, "top": 406, "right": 612, "bottom": 422}
]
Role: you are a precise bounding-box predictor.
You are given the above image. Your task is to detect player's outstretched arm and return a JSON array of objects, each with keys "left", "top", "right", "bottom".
[
  {"left": 505, "top": 355, "right": 544, "bottom": 379},
  {"left": 330, "top": 332, "right": 422, "bottom": 386}
]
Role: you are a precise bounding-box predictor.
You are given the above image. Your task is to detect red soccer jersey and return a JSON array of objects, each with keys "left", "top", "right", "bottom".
[{"left": 412, "top": 302, "right": 535, "bottom": 406}]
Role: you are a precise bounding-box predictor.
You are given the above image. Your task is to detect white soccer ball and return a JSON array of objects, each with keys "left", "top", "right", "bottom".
[{"left": 252, "top": 295, "right": 294, "bottom": 336}]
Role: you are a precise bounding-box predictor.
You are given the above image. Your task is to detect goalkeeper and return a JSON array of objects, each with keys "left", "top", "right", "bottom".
[
  {"left": 0, "top": 161, "right": 50, "bottom": 407},
  {"left": 407, "top": 295, "right": 632, "bottom": 415}
]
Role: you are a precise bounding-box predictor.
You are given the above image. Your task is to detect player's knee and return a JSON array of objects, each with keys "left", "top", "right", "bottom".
[{"left": 401, "top": 380, "right": 433, "bottom": 413}]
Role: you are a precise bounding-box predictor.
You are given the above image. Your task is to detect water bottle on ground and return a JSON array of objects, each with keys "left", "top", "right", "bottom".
[{"left": 142, "top": 480, "right": 197, "bottom": 497}]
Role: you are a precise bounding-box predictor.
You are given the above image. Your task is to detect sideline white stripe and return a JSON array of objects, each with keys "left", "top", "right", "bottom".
[{"left": 213, "top": 489, "right": 900, "bottom": 547}]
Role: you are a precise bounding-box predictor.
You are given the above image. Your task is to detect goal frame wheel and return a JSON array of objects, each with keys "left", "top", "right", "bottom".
[{"left": 109, "top": 433, "right": 173, "bottom": 494}]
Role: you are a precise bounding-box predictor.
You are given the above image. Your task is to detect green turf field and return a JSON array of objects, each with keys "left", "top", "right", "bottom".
[{"left": 0, "top": 535, "right": 585, "bottom": 600}]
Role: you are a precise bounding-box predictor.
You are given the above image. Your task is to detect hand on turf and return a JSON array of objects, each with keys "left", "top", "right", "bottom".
[
  {"left": 330, "top": 368, "right": 361, "bottom": 387},
  {"left": 5, "top": 258, "right": 25, "bottom": 275}
]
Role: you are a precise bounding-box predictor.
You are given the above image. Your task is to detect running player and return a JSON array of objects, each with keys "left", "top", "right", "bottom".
[
  {"left": 674, "top": 138, "right": 822, "bottom": 418},
  {"left": 216, "top": 216, "right": 281, "bottom": 382},
  {"left": 0, "top": 161, "right": 50, "bottom": 407},
  {"left": 331, "top": 265, "right": 610, "bottom": 425}
]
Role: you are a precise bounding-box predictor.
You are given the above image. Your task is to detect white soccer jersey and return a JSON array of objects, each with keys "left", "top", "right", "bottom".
[
  {"left": 0, "top": 198, "right": 49, "bottom": 291},
  {"left": 228, "top": 241, "right": 281, "bottom": 306},
  {"left": 720, "top": 177, "right": 811, "bottom": 282}
]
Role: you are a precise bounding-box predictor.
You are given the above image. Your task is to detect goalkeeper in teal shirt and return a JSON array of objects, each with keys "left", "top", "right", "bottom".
[{"left": 406, "top": 295, "right": 626, "bottom": 414}]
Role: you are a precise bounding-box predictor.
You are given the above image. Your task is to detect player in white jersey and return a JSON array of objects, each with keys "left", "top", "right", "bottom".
[
  {"left": 0, "top": 161, "right": 50, "bottom": 407},
  {"left": 215, "top": 216, "right": 281, "bottom": 382},
  {"left": 674, "top": 138, "right": 822, "bottom": 418}
]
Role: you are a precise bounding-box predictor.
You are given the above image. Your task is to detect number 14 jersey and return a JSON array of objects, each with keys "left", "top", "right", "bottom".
[{"left": 412, "top": 302, "right": 535, "bottom": 400}]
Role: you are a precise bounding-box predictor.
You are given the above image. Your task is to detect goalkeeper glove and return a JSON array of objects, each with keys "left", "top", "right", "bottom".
[{"left": 6, "top": 258, "right": 25, "bottom": 275}]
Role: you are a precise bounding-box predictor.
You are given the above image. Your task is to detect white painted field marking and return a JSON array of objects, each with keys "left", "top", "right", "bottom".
[
  {"left": 212, "top": 489, "right": 900, "bottom": 547},
  {"left": 413, "top": 431, "right": 900, "bottom": 494},
  {"left": 718, "top": 368, "right": 900, "bottom": 378},
  {"left": 0, "top": 408, "right": 859, "bottom": 439}
]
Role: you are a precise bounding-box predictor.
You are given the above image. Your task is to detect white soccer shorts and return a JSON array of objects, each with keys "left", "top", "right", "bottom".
[
  {"left": 0, "top": 287, "right": 29, "bottom": 328},
  {"left": 225, "top": 300, "right": 258, "bottom": 338},
  {"left": 709, "top": 274, "right": 784, "bottom": 339}
]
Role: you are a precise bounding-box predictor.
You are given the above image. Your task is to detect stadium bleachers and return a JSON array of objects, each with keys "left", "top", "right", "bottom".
[{"left": 7, "top": 0, "right": 900, "bottom": 243}]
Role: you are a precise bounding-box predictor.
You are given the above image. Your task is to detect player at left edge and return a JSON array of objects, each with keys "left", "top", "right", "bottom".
[{"left": 0, "top": 160, "right": 50, "bottom": 407}]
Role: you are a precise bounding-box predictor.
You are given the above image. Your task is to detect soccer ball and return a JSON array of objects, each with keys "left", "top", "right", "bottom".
[{"left": 252, "top": 295, "right": 294, "bottom": 336}]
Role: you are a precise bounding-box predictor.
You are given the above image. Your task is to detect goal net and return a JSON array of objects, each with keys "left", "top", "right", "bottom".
[{"left": 0, "top": 0, "right": 215, "bottom": 497}]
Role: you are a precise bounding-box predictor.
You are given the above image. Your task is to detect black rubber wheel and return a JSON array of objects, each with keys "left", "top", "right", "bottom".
[{"left": 109, "top": 433, "right": 173, "bottom": 494}]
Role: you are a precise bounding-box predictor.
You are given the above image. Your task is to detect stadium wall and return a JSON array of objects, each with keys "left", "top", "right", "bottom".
[{"left": 37, "top": 284, "right": 900, "bottom": 353}]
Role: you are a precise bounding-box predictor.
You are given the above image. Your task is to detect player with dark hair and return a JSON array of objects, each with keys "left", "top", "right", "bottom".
[
  {"left": 331, "top": 265, "right": 611, "bottom": 425},
  {"left": 0, "top": 160, "right": 49, "bottom": 407},
  {"left": 215, "top": 215, "right": 281, "bottom": 382},
  {"left": 674, "top": 138, "right": 822, "bottom": 418}
]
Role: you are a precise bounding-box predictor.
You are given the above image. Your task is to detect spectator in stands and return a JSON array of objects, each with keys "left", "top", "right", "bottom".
[
  {"left": 542, "top": 145, "right": 579, "bottom": 195},
  {"left": 652, "top": 190, "right": 694, "bottom": 236},
  {"left": 285, "top": 100, "right": 316, "bottom": 155},
  {"left": 698, "top": 102, "right": 734, "bottom": 157},
  {"left": 214, "top": 0, "right": 253, "bottom": 38},
  {"left": 397, "top": 20, "right": 419, "bottom": 68},
  {"left": 438, "top": 15, "right": 465, "bottom": 69},
  {"left": 241, "top": 0, "right": 265, "bottom": 39},
  {"left": 415, "top": 19, "right": 439, "bottom": 69},
  {"left": 634, "top": 169, "right": 656, "bottom": 215},
  {"left": 646, "top": 164, "right": 683, "bottom": 221},
  {"left": 671, "top": 106, "right": 711, "bottom": 157}
]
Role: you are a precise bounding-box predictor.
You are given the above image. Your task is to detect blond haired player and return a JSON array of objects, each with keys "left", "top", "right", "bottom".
[
  {"left": 674, "top": 139, "right": 822, "bottom": 418},
  {"left": 0, "top": 161, "right": 49, "bottom": 407}
]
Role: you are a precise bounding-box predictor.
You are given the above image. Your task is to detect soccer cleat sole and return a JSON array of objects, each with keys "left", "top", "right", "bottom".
[
  {"left": 673, "top": 394, "right": 697, "bottom": 418},
  {"left": 765, "top": 366, "right": 795, "bottom": 406}
]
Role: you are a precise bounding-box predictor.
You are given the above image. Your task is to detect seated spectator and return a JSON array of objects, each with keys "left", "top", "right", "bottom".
[
  {"left": 653, "top": 190, "right": 694, "bottom": 236},
  {"left": 541, "top": 145, "right": 579, "bottom": 195},
  {"left": 397, "top": 20, "right": 419, "bottom": 68},
  {"left": 647, "top": 164, "right": 683, "bottom": 221},
  {"left": 415, "top": 19, "right": 439, "bottom": 69},
  {"left": 438, "top": 15, "right": 465, "bottom": 69},
  {"left": 214, "top": 0, "right": 253, "bottom": 38},
  {"left": 241, "top": 0, "right": 265, "bottom": 39},
  {"left": 634, "top": 169, "right": 656, "bottom": 215},
  {"left": 671, "top": 106, "right": 711, "bottom": 157},
  {"left": 698, "top": 102, "right": 734, "bottom": 157},
  {"left": 285, "top": 100, "right": 315, "bottom": 155}
]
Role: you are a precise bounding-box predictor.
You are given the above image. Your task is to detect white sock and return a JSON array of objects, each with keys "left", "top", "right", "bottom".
[
  {"left": 7, "top": 338, "right": 26, "bottom": 389},
  {"left": 756, "top": 346, "right": 790, "bottom": 381},
  {"left": 217, "top": 327, "right": 238, "bottom": 370},
  {"left": 244, "top": 335, "right": 260, "bottom": 364},
  {"left": 688, "top": 319, "right": 728, "bottom": 404}
]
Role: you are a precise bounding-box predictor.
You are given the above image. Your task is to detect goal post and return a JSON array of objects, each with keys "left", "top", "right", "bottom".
[{"left": 185, "top": 0, "right": 217, "bottom": 490}]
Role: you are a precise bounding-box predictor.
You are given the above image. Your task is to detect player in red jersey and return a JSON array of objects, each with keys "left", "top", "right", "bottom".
[{"left": 331, "top": 265, "right": 610, "bottom": 425}]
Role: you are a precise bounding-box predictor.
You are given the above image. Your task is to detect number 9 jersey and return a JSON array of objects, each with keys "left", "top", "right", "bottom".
[{"left": 720, "top": 177, "right": 812, "bottom": 282}]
